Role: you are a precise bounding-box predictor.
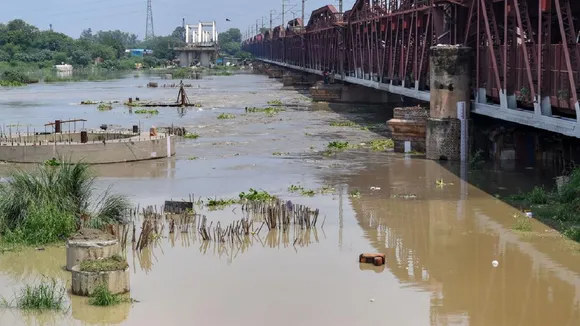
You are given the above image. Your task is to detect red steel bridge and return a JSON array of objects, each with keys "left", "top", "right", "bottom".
[{"left": 242, "top": 0, "right": 580, "bottom": 138}]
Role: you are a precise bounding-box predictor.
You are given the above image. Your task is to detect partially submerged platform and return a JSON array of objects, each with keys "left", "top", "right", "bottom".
[{"left": 0, "top": 129, "right": 176, "bottom": 164}]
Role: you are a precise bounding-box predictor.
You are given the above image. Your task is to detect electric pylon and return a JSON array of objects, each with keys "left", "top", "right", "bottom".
[{"left": 145, "top": 0, "right": 155, "bottom": 39}]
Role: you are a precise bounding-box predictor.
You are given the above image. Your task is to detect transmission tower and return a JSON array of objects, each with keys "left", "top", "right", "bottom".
[{"left": 145, "top": 0, "right": 155, "bottom": 39}]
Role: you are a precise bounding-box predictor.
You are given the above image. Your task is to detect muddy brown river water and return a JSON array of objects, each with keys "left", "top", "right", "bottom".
[{"left": 0, "top": 72, "right": 580, "bottom": 326}]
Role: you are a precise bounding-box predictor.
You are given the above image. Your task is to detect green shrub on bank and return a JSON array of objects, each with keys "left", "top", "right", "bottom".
[
  {"left": 511, "top": 168, "right": 580, "bottom": 241},
  {"left": 0, "top": 161, "right": 130, "bottom": 245},
  {"left": 1, "top": 201, "right": 76, "bottom": 245}
]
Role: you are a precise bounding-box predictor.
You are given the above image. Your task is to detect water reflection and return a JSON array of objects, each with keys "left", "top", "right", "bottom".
[
  {"left": 130, "top": 226, "right": 325, "bottom": 271},
  {"left": 329, "top": 158, "right": 580, "bottom": 326}
]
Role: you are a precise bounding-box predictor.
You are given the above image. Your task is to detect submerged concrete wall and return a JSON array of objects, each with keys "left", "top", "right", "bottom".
[{"left": 0, "top": 133, "right": 176, "bottom": 164}]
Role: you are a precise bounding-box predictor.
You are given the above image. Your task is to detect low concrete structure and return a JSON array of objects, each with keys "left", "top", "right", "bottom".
[
  {"left": 66, "top": 237, "right": 121, "bottom": 271},
  {"left": 309, "top": 82, "right": 390, "bottom": 104},
  {"left": 0, "top": 130, "right": 176, "bottom": 164},
  {"left": 71, "top": 265, "right": 130, "bottom": 296},
  {"left": 388, "top": 106, "right": 428, "bottom": 153}
]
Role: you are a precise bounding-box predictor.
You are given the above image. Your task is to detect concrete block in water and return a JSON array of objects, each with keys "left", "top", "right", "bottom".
[
  {"left": 71, "top": 265, "right": 130, "bottom": 296},
  {"left": 66, "top": 238, "right": 120, "bottom": 271},
  {"left": 359, "top": 253, "right": 385, "bottom": 266}
]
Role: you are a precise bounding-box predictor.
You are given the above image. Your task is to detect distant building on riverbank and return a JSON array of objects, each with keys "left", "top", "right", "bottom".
[{"left": 125, "top": 49, "right": 154, "bottom": 57}]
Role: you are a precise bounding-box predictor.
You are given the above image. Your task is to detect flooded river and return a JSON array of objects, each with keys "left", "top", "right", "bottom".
[{"left": 0, "top": 72, "right": 579, "bottom": 326}]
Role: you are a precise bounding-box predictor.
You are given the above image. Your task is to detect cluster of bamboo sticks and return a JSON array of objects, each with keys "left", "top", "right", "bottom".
[
  {"left": 241, "top": 199, "right": 323, "bottom": 230},
  {"left": 113, "top": 198, "right": 325, "bottom": 251}
]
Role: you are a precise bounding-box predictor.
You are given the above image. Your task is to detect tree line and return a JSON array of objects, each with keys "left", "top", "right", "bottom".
[{"left": 0, "top": 19, "right": 251, "bottom": 72}]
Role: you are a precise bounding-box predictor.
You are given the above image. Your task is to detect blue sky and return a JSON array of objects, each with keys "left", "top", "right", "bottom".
[{"left": 1, "top": 0, "right": 356, "bottom": 39}]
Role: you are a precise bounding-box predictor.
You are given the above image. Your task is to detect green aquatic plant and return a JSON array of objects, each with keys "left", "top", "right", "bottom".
[
  {"left": 183, "top": 133, "right": 200, "bottom": 139},
  {"left": 512, "top": 216, "right": 533, "bottom": 232},
  {"left": 329, "top": 121, "right": 359, "bottom": 127},
  {"left": 88, "top": 284, "right": 131, "bottom": 306},
  {"left": 288, "top": 184, "right": 316, "bottom": 197},
  {"left": 327, "top": 141, "right": 350, "bottom": 150},
  {"left": 350, "top": 189, "right": 361, "bottom": 198},
  {"left": 217, "top": 113, "right": 235, "bottom": 119},
  {"left": 206, "top": 198, "right": 238, "bottom": 209},
  {"left": 369, "top": 139, "right": 394, "bottom": 151},
  {"left": 239, "top": 188, "right": 275, "bottom": 201},
  {"left": 246, "top": 107, "right": 284, "bottom": 115},
  {"left": 267, "top": 99, "right": 283, "bottom": 106},
  {"left": 97, "top": 103, "right": 113, "bottom": 111},
  {"left": 134, "top": 109, "right": 159, "bottom": 115},
  {"left": 0, "top": 279, "right": 68, "bottom": 311}
]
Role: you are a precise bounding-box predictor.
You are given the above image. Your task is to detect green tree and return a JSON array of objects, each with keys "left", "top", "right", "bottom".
[{"left": 172, "top": 26, "right": 186, "bottom": 42}]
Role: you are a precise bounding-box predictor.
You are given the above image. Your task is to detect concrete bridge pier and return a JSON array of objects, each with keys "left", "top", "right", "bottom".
[
  {"left": 282, "top": 71, "right": 318, "bottom": 87},
  {"left": 309, "top": 83, "right": 389, "bottom": 104},
  {"left": 426, "top": 45, "right": 473, "bottom": 161}
]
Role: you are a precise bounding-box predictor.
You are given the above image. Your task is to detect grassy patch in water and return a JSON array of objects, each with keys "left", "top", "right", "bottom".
[
  {"left": 327, "top": 141, "right": 350, "bottom": 150},
  {"left": 97, "top": 103, "right": 113, "bottom": 111},
  {"left": 288, "top": 184, "right": 316, "bottom": 197},
  {"left": 507, "top": 168, "right": 580, "bottom": 242},
  {"left": 350, "top": 189, "right": 361, "bottom": 198},
  {"left": 88, "top": 284, "right": 132, "bottom": 306},
  {"left": 512, "top": 216, "right": 533, "bottom": 232},
  {"left": 0, "top": 279, "right": 67, "bottom": 311},
  {"left": 206, "top": 198, "right": 238, "bottom": 209},
  {"left": 267, "top": 99, "right": 283, "bottom": 106},
  {"left": 239, "top": 188, "right": 275, "bottom": 201},
  {"left": 134, "top": 109, "right": 159, "bottom": 115},
  {"left": 183, "top": 133, "right": 200, "bottom": 139},
  {"left": 187, "top": 156, "right": 199, "bottom": 160},
  {"left": 79, "top": 255, "right": 128, "bottom": 272},
  {"left": 217, "top": 113, "right": 235, "bottom": 119},
  {"left": 369, "top": 139, "right": 394, "bottom": 151},
  {"left": 246, "top": 107, "right": 284, "bottom": 115},
  {"left": 329, "top": 121, "right": 358, "bottom": 127}
]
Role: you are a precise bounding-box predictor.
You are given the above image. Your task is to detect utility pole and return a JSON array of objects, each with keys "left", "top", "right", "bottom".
[
  {"left": 282, "top": 0, "right": 287, "bottom": 29},
  {"left": 256, "top": 19, "right": 259, "bottom": 34},
  {"left": 339, "top": 0, "right": 342, "bottom": 15},
  {"left": 301, "top": 0, "right": 305, "bottom": 28},
  {"left": 262, "top": 16, "right": 264, "bottom": 30},
  {"left": 270, "top": 10, "right": 276, "bottom": 30}
]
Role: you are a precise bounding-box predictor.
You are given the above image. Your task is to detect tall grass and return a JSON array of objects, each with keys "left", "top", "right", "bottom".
[
  {"left": 0, "top": 279, "right": 68, "bottom": 311},
  {"left": 512, "top": 168, "right": 580, "bottom": 241},
  {"left": 88, "top": 284, "right": 127, "bottom": 306},
  {"left": 0, "top": 161, "right": 131, "bottom": 245}
]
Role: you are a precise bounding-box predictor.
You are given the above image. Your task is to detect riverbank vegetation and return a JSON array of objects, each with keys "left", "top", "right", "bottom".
[
  {"left": 510, "top": 168, "right": 580, "bottom": 241},
  {"left": 0, "top": 19, "right": 191, "bottom": 85},
  {"left": 0, "top": 162, "right": 130, "bottom": 246}
]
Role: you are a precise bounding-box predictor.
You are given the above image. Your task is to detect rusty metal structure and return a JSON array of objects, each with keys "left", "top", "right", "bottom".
[{"left": 243, "top": 0, "right": 580, "bottom": 138}]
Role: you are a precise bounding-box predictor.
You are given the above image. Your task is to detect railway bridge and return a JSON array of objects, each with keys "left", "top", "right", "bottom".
[{"left": 242, "top": 0, "right": 580, "bottom": 145}]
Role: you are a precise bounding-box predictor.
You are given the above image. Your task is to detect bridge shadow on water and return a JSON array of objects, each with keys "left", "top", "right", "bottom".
[{"left": 314, "top": 155, "right": 580, "bottom": 326}]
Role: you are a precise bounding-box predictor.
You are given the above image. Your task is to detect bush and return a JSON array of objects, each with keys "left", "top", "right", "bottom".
[
  {"left": 1, "top": 201, "right": 76, "bottom": 245},
  {"left": 0, "top": 279, "right": 68, "bottom": 311},
  {"left": 0, "top": 162, "right": 131, "bottom": 244},
  {"left": 1, "top": 69, "right": 31, "bottom": 83}
]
